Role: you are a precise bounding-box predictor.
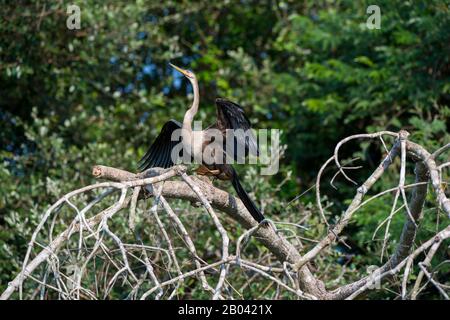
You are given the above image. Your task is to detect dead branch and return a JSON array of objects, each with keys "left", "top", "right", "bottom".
[{"left": 2, "top": 130, "right": 449, "bottom": 300}]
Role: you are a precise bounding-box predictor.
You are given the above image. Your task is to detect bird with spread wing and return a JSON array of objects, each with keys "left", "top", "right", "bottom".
[{"left": 138, "top": 64, "right": 265, "bottom": 224}]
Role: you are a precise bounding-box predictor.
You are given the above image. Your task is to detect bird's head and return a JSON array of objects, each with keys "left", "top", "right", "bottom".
[{"left": 169, "top": 63, "right": 196, "bottom": 80}]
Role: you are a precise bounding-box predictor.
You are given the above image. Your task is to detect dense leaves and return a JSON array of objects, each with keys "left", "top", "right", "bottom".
[{"left": 0, "top": 0, "right": 449, "bottom": 298}]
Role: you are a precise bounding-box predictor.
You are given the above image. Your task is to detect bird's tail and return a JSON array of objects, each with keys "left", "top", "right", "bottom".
[{"left": 231, "top": 167, "right": 265, "bottom": 223}]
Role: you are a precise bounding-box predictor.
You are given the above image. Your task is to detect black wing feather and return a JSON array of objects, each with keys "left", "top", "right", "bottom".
[
  {"left": 139, "top": 129, "right": 165, "bottom": 169},
  {"left": 161, "top": 136, "right": 173, "bottom": 168},
  {"left": 138, "top": 119, "right": 182, "bottom": 171},
  {"left": 139, "top": 132, "right": 162, "bottom": 168},
  {"left": 215, "top": 98, "right": 259, "bottom": 159},
  {"left": 138, "top": 121, "right": 168, "bottom": 167}
]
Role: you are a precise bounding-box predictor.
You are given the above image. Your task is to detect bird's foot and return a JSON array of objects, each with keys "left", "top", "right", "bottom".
[
  {"left": 193, "top": 167, "right": 213, "bottom": 184},
  {"left": 196, "top": 165, "right": 220, "bottom": 177}
]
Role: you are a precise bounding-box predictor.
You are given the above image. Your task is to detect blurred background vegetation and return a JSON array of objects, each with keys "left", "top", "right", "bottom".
[{"left": 0, "top": 0, "right": 449, "bottom": 299}]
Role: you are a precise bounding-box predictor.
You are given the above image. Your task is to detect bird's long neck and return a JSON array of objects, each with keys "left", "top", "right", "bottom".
[{"left": 182, "top": 77, "right": 199, "bottom": 131}]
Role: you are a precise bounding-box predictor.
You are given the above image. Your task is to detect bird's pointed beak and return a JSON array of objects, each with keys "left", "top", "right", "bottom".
[{"left": 169, "top": 63, "right": 189, "bottom": 77}]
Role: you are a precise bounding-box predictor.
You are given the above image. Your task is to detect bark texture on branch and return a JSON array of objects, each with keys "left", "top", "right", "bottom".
[{"left": 92, "top": 165, "right": 328, "bottom": 297}]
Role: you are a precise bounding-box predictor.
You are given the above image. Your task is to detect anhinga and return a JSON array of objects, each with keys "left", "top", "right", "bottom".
[{"left": 138, "top": 64, "right": 265, "bottom": 224}]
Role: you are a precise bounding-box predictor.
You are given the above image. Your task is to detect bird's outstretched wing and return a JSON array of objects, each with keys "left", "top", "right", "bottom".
[
  {"left": 215, "top": 98, "right": 259, "bottom": 160},
  {"left": 138, "top": 119, "right": 182, "bottom": 171}
]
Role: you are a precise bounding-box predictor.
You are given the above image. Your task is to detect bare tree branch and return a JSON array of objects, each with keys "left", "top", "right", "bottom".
[{"left": 2, "top": 131, "right": 448, "bottom": 300}]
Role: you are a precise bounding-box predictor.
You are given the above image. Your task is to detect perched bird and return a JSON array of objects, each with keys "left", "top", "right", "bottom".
[{"left": 139, "top": 64, "right": 265, "bottom": 224}]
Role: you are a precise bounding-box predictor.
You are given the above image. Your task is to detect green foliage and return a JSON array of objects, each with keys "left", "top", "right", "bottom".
[{"left": 0, "top": 0, "right": 449, "bottom": 299}]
